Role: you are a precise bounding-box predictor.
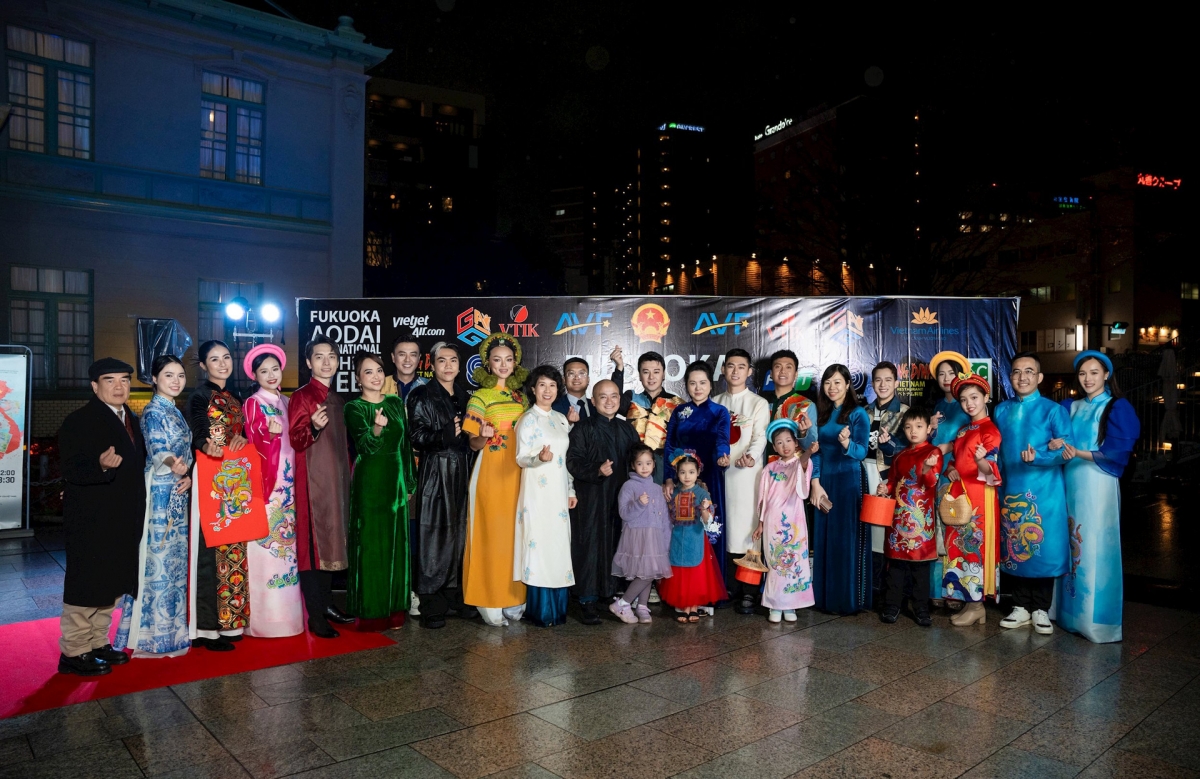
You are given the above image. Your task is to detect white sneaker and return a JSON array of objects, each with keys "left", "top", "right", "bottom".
[
  {"left": 699, "top": 606, "right": 714, "bottom": 617},
  {"left": 782, "top": 610, "right": 797, "bottom": 622},
  {"left": 1000, "top": 606, "right": 1031, "bottom": 629},
  {"left": 648, "top": 585, "right": 661, "bottom": 604},
  {"left": 1032, "top": 610, "right": 1054, "bottom": 635},
  {"left": 768, "top": 609, "right": 782, "bottom": 623},
  {"left": 408, "top": 591, "right": 421, "bottom": 617}
]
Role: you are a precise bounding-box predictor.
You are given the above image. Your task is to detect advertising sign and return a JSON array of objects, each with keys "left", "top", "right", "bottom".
[
  {"left": 296, "top": 296, "right": 1020, "bottom": 404},
  {"left": 0, "top": 346, "right": 32, "bottom": 533}
]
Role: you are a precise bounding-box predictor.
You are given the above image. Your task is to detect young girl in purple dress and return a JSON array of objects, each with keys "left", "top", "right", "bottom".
[{"left": 611, "top": 444, "right": 673, "bottom": 624}]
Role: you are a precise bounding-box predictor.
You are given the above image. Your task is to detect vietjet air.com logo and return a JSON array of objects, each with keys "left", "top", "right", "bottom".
[
  {"left": 692, "top": 311, "right": 750, "bottom": 336},
  {"left": 456, "top": 308, "right": 491, "bottom": 346},
  {"left": 911, "top": 308, "right": 938, "bottom": 325},
  {"left": 553, "top": 311, "right": 612, "bottom": 335}
]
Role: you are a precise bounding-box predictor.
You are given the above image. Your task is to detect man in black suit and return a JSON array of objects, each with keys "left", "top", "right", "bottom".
[{"left": 57, "top": 358, "right": 147, "bottom": 676}]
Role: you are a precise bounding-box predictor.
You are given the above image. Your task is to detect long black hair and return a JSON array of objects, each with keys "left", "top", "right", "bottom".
[
  {"left": 1072, "top": 356, "right": 1124, "bottom": 446},
  {"left": 816, "top": 364, "right": 860, "bottom": 426},
  {"left": 923, "top": 358, "right": 965, "bottom": 410},
  {"left": 151, "top": 354, "right": 186, "bottom": 380}
]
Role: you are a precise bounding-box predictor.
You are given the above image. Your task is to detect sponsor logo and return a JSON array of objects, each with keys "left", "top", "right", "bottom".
[
  {"left": 391, "top": 314, "right": 446, "bottom": 337},
  {"left": 631, "top": 303, "right": 671, "bottom": 343},
  {"left": 499, "top": 304, "right": 540, "bottom": 337},
  {"left": 765, "top": 311, "right": 804, "bottom": 340},
  {"left": 911, "top": 307, "right": 938, "bottom": 325},
  {"left": 553, "top": 311, "right": 612, "bottom": 335},
  {"left": 456, "top": 308, "right": 492, "bottom": 346},
  {"left": 825, "top": 308, "right": 864, "bottom": 341},
  {"left": 465, "top": 354, "right": 483, "bottom": 388},
  {"left": 692, "top": 311, "right": 750, "bottom": 336}
]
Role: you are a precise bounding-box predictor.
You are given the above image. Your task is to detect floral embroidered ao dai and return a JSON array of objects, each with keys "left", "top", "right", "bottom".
[
  {"left": 115, "top": 394, "right": 192, "bottom": 657},
  {"left": 757, "top": 455, "right": 814, "bottom": 611},
  {"left": 885, "top": 442, "right": 942, "bottom": 562},
  {"left": 941, "top": 418, "right": 1002, "bottom": 603}
]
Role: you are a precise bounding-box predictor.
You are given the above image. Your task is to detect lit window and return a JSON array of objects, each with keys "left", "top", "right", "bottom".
[
  {"left": 200, "top": 71, "right": 265, "bottom": 184},
  {"left": 959, "top": 225, "right": 972, "bottom": 233},
  {"left": 1183, "top": 282, "right": 1200, "bottom": 300},
  {"left": 366, "top": 231, "right": 392, "bottom": 268},
  {"left": 554, "top": 208, "right": 566, "bottom": 216},
  {"left": 6, "top": 25, "right": 93, "bottom": 158},
  {"left": 979, "top": 224, "right": 992, "bottom": 232},
  {"left": 660, "top": 219, "right": 670, "bottom": 225},
  {"left": 999, "top": 213, "right": 1009, "bottom": 221},
  {"left": 660, "top": 236, "right": 670, "bottom": 243},
  {"left": 959, "top": 211, "right": 973, "bottom": 220},
  {"left": 661, "top": 201, "right": 671, "bottom": 207},
  {"left": 441, "top": 196, "right": 453, "bottom": 213}
]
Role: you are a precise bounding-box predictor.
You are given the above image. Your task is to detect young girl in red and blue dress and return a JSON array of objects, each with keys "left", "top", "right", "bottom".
[{"left": 656, "top": 453, "right": 726, "bottom": 623}]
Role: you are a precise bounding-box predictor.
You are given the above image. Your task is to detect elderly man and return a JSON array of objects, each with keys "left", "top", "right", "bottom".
[
  {"left": 57, "top": 358, "right": 147, "bottom": 675},
  {"left": 566, "top": 379, "right": 640, "bottom": 624}
]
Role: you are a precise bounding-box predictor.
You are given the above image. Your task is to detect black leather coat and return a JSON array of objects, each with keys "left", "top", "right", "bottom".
[{"left": 406, "top": 380, "right": 472, "bottom": 594}]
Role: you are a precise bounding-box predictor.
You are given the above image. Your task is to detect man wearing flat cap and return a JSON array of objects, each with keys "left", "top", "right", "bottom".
[{"left": 56, "top": 358, "right": 147, "bottom": 675}]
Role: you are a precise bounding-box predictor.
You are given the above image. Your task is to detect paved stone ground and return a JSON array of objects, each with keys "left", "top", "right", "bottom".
[{"left": 1, "top": 586, "right": 1197, "bottom": 778}]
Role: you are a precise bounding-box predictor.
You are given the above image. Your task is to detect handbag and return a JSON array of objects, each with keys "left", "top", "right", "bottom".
[{"left": 937, "top": 477, "right": 973, "bottom": 527}]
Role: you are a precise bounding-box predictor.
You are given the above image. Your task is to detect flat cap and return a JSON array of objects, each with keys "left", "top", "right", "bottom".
[{"left": 88, "top": 357, "right": 135, "bottom": 381}]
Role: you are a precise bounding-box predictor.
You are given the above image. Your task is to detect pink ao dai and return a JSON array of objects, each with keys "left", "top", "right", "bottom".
[{"left": 756, "top": 455, "right": 815, "bottom": 611}]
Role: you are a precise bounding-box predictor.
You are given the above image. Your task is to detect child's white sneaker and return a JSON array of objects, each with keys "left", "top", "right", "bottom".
[
  {"left": 768, "top": 609, "right": 782, "bottom": 623},
  {"left": 408, "top": 592, "right": 421, "bottom": 617},
  {"left": 782, "top": 610, "right": 797, "bottom": 622},
  {"left": 609, "top": 599, "right": 639, "bottom": 624},
  {"left": 648, "top": 585, "right": 661, "bottom": 604},
  {"left": 1032, "top": 610, "right": 1054, "bottom": 635}
]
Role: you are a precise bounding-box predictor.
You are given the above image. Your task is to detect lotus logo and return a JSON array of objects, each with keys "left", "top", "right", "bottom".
[{"left": 911, "top": 308, "right": 938, "bottom": 325}]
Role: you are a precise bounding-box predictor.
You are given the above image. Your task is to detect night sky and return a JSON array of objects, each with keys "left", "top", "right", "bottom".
[{"left": 248, "top": 2, "right": 1190, "bottom": 248}]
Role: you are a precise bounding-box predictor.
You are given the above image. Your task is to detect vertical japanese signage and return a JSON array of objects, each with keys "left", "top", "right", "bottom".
[{"left": 0, "top": 347, "right": 32, "bottom": 532}]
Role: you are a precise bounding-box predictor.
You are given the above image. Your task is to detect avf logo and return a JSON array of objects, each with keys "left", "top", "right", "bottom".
[
  {"left": 553, "top": 311, "right": 612, "bottom": 335},
  {"left": 456, "top": 308, "right": 491, "bottom": 346},
  {"left": 692, "top": 312, "right": 750, "bottom": 336}
]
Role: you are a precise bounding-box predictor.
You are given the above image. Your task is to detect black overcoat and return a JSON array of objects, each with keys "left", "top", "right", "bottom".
[
  {"left": 406, "top": 380, "right": 472, "bottom": 594},
  {"left": 59, "top": 396, "right": 147, "bottom": 607},
  {"left": 566, "top": 413, "right": 640, "bottom": 600}
]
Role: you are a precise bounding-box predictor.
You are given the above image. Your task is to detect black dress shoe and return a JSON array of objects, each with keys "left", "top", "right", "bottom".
[
  {"left": 579, "top": 602, "right": 602, "bottom": 625},
  {"left": 193, "top": 637, "right": 235, "bottom": 652},
  {"left": 325, "top": 606, "right": 355, "bottom": 625},
  {"left": 735, "top": 596, "right": 756, "bottom": 615},
  {"left": 421, "top": 615, "right": 446, "bottom": 630},
  {"left": 308, "top": 621, "right": 340, "bottom": 639},
  {"left": 91, "top": 644, "right": 130, "bottom": 665},
  {"left": 914, "top": 610, "right": 933, "bottom": 627},
  {"left": 222, "top": 634, "right": 243, "bottom": 643},
  {"left": 58, "top": 652, "right": 112, "bottom": 676},
  {"left": 880, "top": 606, "right": 901, "bottom": 624},
  {"left": 457, "top": 606, "right": 479, "bottom": 620}
]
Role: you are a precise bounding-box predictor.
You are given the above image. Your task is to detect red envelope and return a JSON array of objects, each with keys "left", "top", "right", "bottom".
[{"left": 196, "top": 446, "right": 269, "bottom": 547}]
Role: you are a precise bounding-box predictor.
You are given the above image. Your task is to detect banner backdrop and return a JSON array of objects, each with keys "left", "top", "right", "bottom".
[{"left": 296, "top": 297, "right": 1020, "bottom": 404}]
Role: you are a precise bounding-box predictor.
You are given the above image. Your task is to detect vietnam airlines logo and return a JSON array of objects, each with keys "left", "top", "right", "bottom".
[
  {"left": 911, "top": 308, "right": 938, "bottom": 325},
  {"left": 553, "top": 311, "right": 612, "bottom": 335},
  {"left": 825, "top": 308, "right": 864, "bottom": 341},
  {"left": 693, "top": 312, "right": 750, "bottom": 336},
  {"left": 456, "top": 308, "right": 491, "bottom": 346}
]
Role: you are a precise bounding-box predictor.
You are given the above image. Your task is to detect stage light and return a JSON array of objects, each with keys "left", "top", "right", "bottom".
[
  {"left": 260, "top": 302, "right": 282, "bottom": 323},
  {"left": 225, "top": 297, "right": 249, "bottom": 320}
]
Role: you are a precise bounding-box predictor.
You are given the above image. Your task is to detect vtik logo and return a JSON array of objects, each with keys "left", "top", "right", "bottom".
[
  {"left": 456, "top": 308, "right": 491, "bottom": 346},
  {"left": 825, "top": 309, "right": 864, "bottom": 341},
  {"left": 499, "top": 305, "right": 540, "bottom": 338},
  {"left": 911, "top": 308, "right": 938, "bottom": 325},
  {"left": 553, "top": 311, "right": 612, "bottom": 335},
  {"left": 692, "top": 311, "right": 750, "bottom": 336},
  {"left": 766, "top": 311, "right": 803, "bottom": 340}
]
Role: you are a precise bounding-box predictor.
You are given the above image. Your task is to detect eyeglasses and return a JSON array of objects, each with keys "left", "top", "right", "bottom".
[
  {"left": 565, "top": 370, "right": 589, "bottom": 379},
  {"left": 1010, "top": 368, "right": 1038, "bottom": 377}
]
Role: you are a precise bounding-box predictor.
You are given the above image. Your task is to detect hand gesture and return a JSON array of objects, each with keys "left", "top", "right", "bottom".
[
  {"left": 878, "top": 428, "right": 891, "bottom": 445},
  {"left": 312, "top": 403, "right": 329, "bottom": 430},
  {"left": 609, "top": 345, "right": 625, "bottom": 371},
  {"left": 700, "top": 498, "right": 712, "bottom": 510},
  {"left": 797, "top": 413, "right": 813, "bottom": 434},
  {"left": 599, "top": 458, "right": 614, "bottom": 476},
  {"left": 974, "top": 443, "right": 988, "bottom": 461},
  {"left": 228, "top": 434, "right": 247, "bottom": 453},
  {"left": 1048, "top": 437, "right": 1065, "bottom": 451},
  {"left": 717, "top": 454, "right": 731, "bottom": 467},
  {"left": 174, "top": 476, "right": 192, "bottom": 494},
  {"left": 538, "top": 444, "right": 554, "bottom": 463},
  {"left": 99, "top": 446, "right": 123, "bottom": 471},
  {"left": 169, "top": 457, "right": 190, "bottom": 476},
  {"left": 662, "top": 479, "right": 675, "bottom": 500},
  {"left": 638, "top": 492, "right": 650, "bottom": 506},
  {"left": 752, "top": 524, "right": 763, "bottom": 541},
  {"left": 1020, "top": 444, "right": 1036, "bottom": 463},
  {"left": 568, "top": 496, "right": 578, "bottom": 509},
  {"left": 203, "top": 437, "right": 222, "bottom": 458},
  {"left": 454, "top": 415, "right": 462, "bottom": 437},
  {"left": 268, "top": 417, "right": 283, "bottom": 435},
  {"left": 480, "top": 421, "right": 496, "bottom": 440},
  {"left": 808, "top": 441, "right": 820, "bottom": 455},
  {"left": 924, "top": 452, "right": 940, "bottom": 469},
  {"left": 1061, "top": 443, "right": 1078, "bottom": 461},
  {"left": 931, "top": 411, "right": 943, "bottom": 431},
  {"left": 567, "top": 405, "right": 580, "bottom": 424},
  {"left": 875, "top": 482, "right": 890, "bottom": 498},
  {"left": 738, "top": 454, "right": 756, "bottom": 468},
  {"left": 838, "top": 426, "right": 851, "bottom": 449},
  {"left": 374, "top": 408, "right": 389, "bottom": 429}
]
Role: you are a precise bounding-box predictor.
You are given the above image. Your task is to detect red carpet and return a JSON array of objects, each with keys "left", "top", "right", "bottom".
[{"left": 0, "top": 613, "right": 395, "bottom": 719}]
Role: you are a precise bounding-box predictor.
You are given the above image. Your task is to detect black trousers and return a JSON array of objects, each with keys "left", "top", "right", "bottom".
[
  {"left": 300, "top": 570, "right": 333, "bottom": 630},
  {"left": 1010, "top": 576, "right": 1055, "bottom": 612},
  {"left": 885, "top": 560, "right": 931, "bottom": 611},
  {"left": 726, "top": 553, "right": 758, "bottom": 602},
  {"left": 194, "top": 541, "right": 219, "bottom": 633},
  {"left": 418, "top": 586, "right": 465, "bottom": 618}
]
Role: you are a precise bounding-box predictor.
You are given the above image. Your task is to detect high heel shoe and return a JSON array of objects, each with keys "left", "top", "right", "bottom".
[{"left": 950, "top": 602, "right": 986, "bottom": 626}]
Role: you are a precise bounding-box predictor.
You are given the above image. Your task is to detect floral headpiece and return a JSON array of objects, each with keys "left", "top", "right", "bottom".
[
  {"left": 670, "top": 449, "right": 703, "bottom": 472},
  {"left": 950, "top": 371, "right": 990, "bottom": 399},
  {"left": 472, "top": 332, "right": 529, "bottom": 392}
]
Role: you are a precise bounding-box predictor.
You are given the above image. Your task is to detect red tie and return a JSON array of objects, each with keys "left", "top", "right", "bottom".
[{"left": 123, "top": 410, "right": 135, "bottom": 443}]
